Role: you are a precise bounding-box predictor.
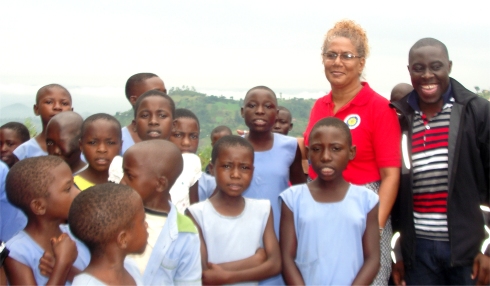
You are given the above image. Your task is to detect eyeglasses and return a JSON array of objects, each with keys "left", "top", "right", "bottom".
[{"left": 322, "top": 52, "right": 363, "bottom": 61}]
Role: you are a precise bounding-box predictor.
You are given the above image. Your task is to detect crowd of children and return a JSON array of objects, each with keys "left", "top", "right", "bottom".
[
  {"left": 0, "top": 73, "right": 379, "bottom": 285},
  {"left": 0, "top": 71, "right": 384, "bottom": 286}
]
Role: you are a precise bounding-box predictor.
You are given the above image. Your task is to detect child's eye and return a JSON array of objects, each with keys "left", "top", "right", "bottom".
[
  {"left": 62, "top": 102, "right": 70, "bottom": 106},
  {"left": 87, "top": 140, "right": 96, "bottom": 145},
  {"left": 247, "top": 103, "right": 256, "bottom": 108},
  {"left": 222, "top": 164, "right": 231, "bottom": 169},
  {"left": 46, "top": 141, "right": 53, "bottom": 146},
  {"left": 190, "top": 134, "right": 199, "bottom": 140},
  {"left": 139, "top": 113, "right": 149, "bottom": 119},
  {"left": 158, "top": 113, "right": 167, "bottom": 118},
  {"left": 173, "top": 133, "right": 182, "bottom": 138}
]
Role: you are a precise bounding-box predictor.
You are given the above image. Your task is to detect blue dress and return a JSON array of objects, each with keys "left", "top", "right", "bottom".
[
  {"left": 198, "top": 172, "right": 216, "bottom": 202},
  {"left": 6, "top": 224, "right": 91, "bottom": 285},
  {"left": 13, "top": 138, "right": 47, "bottom": 160},
  {"left": 242, "top": 133, "right": 297, "bottom": 285},
  {"left": 280, "top": 184, "right": 378, "bottom": 285}
]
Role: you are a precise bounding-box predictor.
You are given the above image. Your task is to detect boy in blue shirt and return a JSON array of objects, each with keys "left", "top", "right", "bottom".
[{"left": 120, "top": 139, "right": 201, "bottom": 285}]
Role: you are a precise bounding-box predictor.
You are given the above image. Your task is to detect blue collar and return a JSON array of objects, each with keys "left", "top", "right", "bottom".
[{"left": 407, "top": 83, "right": 453, "bottom": 112}]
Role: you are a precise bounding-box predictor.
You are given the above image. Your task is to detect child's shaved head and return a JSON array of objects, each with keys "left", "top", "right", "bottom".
[
  {"left": 124, "top": 140, "right": 183, "bottom": 188},
  {"left": 309, "top": 117, "right": 352, "bottom": 146},
  {"left": 6, "top": 156, "right": 65, "bottom": 212},
  {"left": 211, "top": 135, "right": 254, "bottom": 164},
  {"left": 36, "top": 83, "right": 71, "bottom": 104},
  {"left": 68, "top": 183, "right": 141, "bottom": 252}
]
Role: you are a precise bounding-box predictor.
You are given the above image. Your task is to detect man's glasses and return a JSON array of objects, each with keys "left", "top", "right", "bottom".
[{"left": 322, "top": 52, "right": 363, "bottom": 61}]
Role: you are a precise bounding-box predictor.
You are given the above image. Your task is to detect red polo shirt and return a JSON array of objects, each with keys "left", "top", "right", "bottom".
[{"left": 303, "top": 82, "right": 401, "bottom": 184}]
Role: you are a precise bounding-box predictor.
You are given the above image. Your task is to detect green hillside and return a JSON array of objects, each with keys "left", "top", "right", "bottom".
[{"left": 114, "top": 87, "right": 315, "bottom": 168}]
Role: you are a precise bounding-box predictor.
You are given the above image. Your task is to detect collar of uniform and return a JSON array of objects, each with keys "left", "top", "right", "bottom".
[
  {"left": 321, "top": 82, "right": 371, "bottom": 107},
  {"left": 408, "top": 83, "right": 453, "bottom": 112}
]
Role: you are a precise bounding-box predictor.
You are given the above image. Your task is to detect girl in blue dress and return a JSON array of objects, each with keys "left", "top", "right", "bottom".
[{"left": 280, "top": 117, "right": 380, "bottom": 285}]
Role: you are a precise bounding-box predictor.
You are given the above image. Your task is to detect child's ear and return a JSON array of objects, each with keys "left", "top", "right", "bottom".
[
  {"left": 349, "top": 145, "right": 357, "bottom": 161},
  {"left": 129, "top": 95, "right": 138, "bottom": 106},
  {"left": 132, "top": 120, "right": 137, "bottom": 132},
  {"left": 156, "top": 176, "right": 168, "bottom": 193},
  {"left": 117, "top": 230, "right": 129, "bottom": 249},
  {"left": 30, "top": 198, "right": 47, "bottom": 215},
  {"left": 305, "top": 146, "right": 310, "bottom": 161},
  {"left": 240, "top": 107, "right": 244, "bottom": 118},
  {"left": 33, "top": 104, "right": 39, "bottom": 116},
  {"left": 289, "top": 123, "right": 293, "bottom": 131}
]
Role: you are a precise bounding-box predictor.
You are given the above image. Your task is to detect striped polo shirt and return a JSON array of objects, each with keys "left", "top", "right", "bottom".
[{"left": 408, "top": 86, "right": 453, "bottom": 241}]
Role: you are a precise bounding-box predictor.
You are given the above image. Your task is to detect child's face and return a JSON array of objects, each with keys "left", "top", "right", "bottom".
[
  {"left": 34, "top": 87, "right": 73, "bottom": 125},
  {"left": 124, "top": 195, "right": 148, "bottom": 254},
  {"left": 211, "top": 131, "right": 231, "bottom": 146},
  {"left": 307, "top": 126, "right": 355, "bottom": 182},
  {"left": 46, "top": 123, "right": 80, "bottom": 166},
  {"left": 0, "top": 128, "right": 24, "bottom": 167},
  {"left": 132, "top": 96, "right": 173, "bottom": 141},
  {"left": 80, "top": 120, "right": 122, "bottom": 173},
  {"left": 121, "top": 152, "right": 160, "bottom": 203},
  {"left": 129, "top": 77, "right": 166, "bottom": 106},
  {"left": 272, "top": 110, "right": 293, "bottom": 135},
  {"left": 241, "top": 89, "right": 278, "bottom": 132},
  {"left": 170, "top": 118, "right": 199, "bottom": 154},
  {"left": 44, "top": 162, "right": 80, "bottom": 220},
  {"left": 213, "top": 146, "right": 254, "bottom": 197}
]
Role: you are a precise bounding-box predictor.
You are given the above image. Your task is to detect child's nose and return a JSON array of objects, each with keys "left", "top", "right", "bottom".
[
  {"left": 149, "top": 115, "right": 159, "bottom": 125},
  {"left": 321, "top": 150, "right": 332, "bottom": 162}
]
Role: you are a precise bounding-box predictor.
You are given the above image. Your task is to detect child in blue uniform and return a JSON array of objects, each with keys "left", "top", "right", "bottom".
[
  {"left": 187, "top": 135, "right": 281, "bottom": 285},
  {"left": 120, "top": 140, "right": 201, "bottom": 285},
  {"left": 280, "top": 117, "right": 380, "bottom": 285},
  {"left": 4, "top": 156, "right": 90, "bottom": 285},
  {"left": 70, "top": 184, "right": 146, "bottom": 285},
  {"left": 241, "top": 86, "right": 305, "bottom": 285},
  {"left": 13, "top": 84, "right": 73, "bottom": 161},
  {"left": 46, "top": 111, "right": 87, "bottom": 175},
  {"left": 74, "top": 114, "right": 122, "bottom": 190},
  {"left": 169, "top": 109, "right": 202, "bottom": 209},
  {"left": 121, "top": 73, "right": 167, "bottom": 154},
  {"left": 0, "top": 122, "right": 30, "bottom": 168}
]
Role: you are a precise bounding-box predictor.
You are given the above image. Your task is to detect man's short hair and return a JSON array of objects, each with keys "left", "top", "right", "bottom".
[{"left": 409, "top": 37, "right": 449, "bottom": 59}]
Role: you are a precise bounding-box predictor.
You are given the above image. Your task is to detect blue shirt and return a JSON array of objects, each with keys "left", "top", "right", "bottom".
[{"left": 142, "top": 202, "right": 201, "bottom": 285}]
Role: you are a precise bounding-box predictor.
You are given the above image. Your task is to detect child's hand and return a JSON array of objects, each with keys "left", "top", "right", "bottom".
[
  {"left": 203, "top": 263, "right": 231, "bottom": 285},
  {"left": 39, "top": 251, "right": 55, "bottom": 277},
  {"left": 51, "top": 233, "right": 78, "bottom": 266}
]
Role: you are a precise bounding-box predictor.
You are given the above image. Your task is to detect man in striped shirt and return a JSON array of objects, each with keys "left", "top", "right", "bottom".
[{"left": 391, "top": 38, "right": 490, "bottom": 285}]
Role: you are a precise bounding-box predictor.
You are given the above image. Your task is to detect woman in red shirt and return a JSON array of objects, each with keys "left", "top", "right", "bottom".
[{"left": 303, "top": 20, "right": 401, "bottom": 285}]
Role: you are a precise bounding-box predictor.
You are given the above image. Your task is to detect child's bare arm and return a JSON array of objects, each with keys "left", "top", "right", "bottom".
[
  {"left": 289, "top": 144, "right": 307, "bottom": 185},
  {"left": 217, "top": 248, "right": 266, "bottom": 271},
  {"left": 280, "top": 201, "right": 305, "bottom": 285},
  {"left": 189, "top": 182, "right": 199, "bottom": 205},
  {"left": 45, "top": 233, "right": 78, "bottom": 285},
  {"left": 203, "top": 208, "right": 281, "bottom": 284},
  {"left": 352, "top": 204, "right": 380, "bottom": 285},
  {"left": 185, "top": 210, "right": 209, "bottom": 270},
  {"left": 4, "top": 257, "right": 37, "bottom": 285}
]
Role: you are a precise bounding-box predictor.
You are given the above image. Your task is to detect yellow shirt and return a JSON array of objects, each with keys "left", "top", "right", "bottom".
[{"left": 74, "top": 175, "right": 95, "bottom": 191}]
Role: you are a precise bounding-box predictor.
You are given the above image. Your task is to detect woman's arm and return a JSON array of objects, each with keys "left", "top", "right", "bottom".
[
  {"left": 352, "top": 205, "right": 380, "bottom": 285},
  {"left": 280, "top": 201, "right": 305, "bottom": 285},
  {"left": 290, "top": 144, "right": 307, "bottom": 185},
  {"left": 378, "top": 167, "right": 400, "bottom": 228},
  {"left": 203, "top": 209, "right": 282, "bottom": 284}
]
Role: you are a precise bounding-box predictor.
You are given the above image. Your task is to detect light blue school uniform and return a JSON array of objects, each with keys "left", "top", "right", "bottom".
[
  {"left": 142, "top": 202, "right": 201, "bottom": 285},
  {"left": 198, "top": 172, "right": 216, "bottom": 202},
  {"left": 73, "top": 257, "right": 143, "bottom": 286},
  {"left": 242, "top": 132, "right": 296, "bottom": 285},
  {"left": 121, "top": 126, "right": 135, "bottom": 155},
  {"left": 13, "top": 138, "right": 47, "bottom": 160},
  {"left": 0, "top": 161, "right": 27, "bottom": 241},
  {"left": 280, "top": 184, "right": 379, "bottom": 285},
  {"left": 6, "top": 224, "right": 91, "bottom": 285}
]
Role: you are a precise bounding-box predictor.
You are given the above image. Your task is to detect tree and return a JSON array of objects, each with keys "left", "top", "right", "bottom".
[{"left": 24, "top": 118, "right": 38, "bottom": 137}]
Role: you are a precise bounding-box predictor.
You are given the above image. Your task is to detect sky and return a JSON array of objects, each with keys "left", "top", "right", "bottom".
[{"left": 1, "top": 0, "right": 489, "bottom": 115}]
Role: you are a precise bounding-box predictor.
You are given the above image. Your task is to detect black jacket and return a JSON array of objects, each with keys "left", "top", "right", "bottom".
[{"left": 390, "top": 78, "right": 490, "bottom": 267}]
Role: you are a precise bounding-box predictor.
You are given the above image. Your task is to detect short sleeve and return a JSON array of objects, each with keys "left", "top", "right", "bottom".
[{"left": 279, "top": 186, "right": 296, "bottom": 212}]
